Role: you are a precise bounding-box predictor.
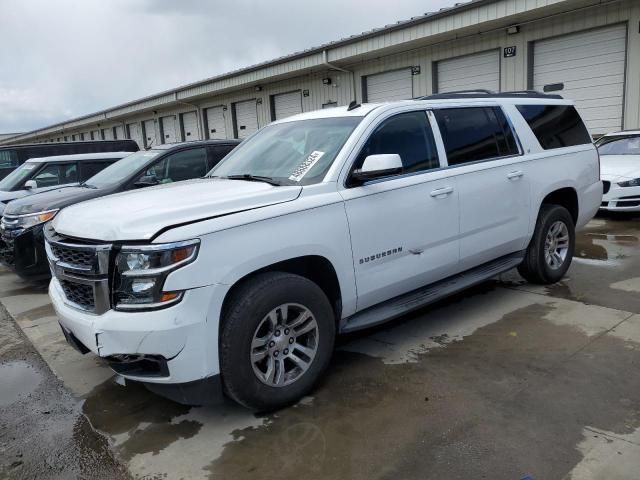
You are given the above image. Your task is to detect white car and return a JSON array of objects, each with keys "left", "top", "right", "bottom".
[
  {"left": 44, "top": 92, "right": 602, "bottom": 410},
  {"left": 597, "top": 130, "right": 640, "bottom": 211}
]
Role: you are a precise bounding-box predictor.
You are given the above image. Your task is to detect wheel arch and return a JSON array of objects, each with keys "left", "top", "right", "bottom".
[{"left": 539, "top": 186, "right": 579, "bottom": 225}]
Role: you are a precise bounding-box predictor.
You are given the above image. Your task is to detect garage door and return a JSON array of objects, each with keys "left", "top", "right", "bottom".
[
  {"left": 143, "top": 119, "right": 156, "bottom": 148},
  {"left": 160, "top": 115, "right": 177, "bottom": 144},
  {"left": 532, "top": 24, "right": 627, "bottom": 134},
  {"left": 273, "top": 91, "right": 302, "bottom": 120},
  {"left": 205, "top": 106, "right": 227, "bottom": 139},
  {"left": 127, "top": 123, "right": 143, "bottom": 148},
  {"left": 181, "top": 111, "right": 200, "bottom": 141},
  {"left": 365, "top": 69, "right": 413, "bottom": 102},
  {"left": 102, "top": 128, "right": 113, "bottom": 140},
  {"left": 436, "top": 50, "right": 500, "bottom": 93},
  {"left": 114, "top": 125, "right": 125, "bottom": 140},
  {"left": 92, "top": 130, "right": 101, "bottom": 140},
  {"left": 234, "top": 100, "right": 259, "bottom": 139}
]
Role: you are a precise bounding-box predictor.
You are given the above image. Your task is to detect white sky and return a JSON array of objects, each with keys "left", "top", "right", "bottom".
[{"left": 0, "top": 0, "right": 458, "bottom": 133}]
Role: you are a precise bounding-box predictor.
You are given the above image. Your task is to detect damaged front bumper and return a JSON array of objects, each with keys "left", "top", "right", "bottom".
[{"left": 50, "top": 278, "right": 223, "bottom": 405}]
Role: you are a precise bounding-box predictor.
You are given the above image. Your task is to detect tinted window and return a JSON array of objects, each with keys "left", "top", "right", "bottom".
[
  {"left": 209, "top": 144, "right": 237, "bottom": 169},
  {"left": 516, "top": 105, "right": 591, "bottom": 149},
  {"left": 597, "top": 136, "right": 640, "bottom": 155},
  {"left": 34, "top": 163, "right": 78, "bottom": 187},
  {"left": 434, "top": 107, "right": 519, "bottom": 166},
  {"left": 79, "top": 161, "right": 116, "bottom": 181},
  {"left": 353, "top": 111, "right": 439, "bottom": 175},
  {"left": 0, "top": 150, "right": 19, "bottom": 168},
  {"left": 142, "top": 148, "right": 208, "bottom": 184}
]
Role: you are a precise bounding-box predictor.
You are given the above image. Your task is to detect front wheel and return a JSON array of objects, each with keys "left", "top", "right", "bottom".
[
  {"left": 518, "top": 204, "right": 575, "bottom": 284},
  {"left": 220, "top": 272, "right": 336, "bottom": 411}
]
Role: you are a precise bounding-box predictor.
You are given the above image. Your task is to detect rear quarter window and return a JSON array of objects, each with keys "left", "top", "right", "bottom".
[{"left": 516, "top": 105, "right": 591, "bottom": 150}]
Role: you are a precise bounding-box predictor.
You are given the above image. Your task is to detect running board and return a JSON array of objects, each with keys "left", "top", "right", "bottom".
[{"left": 340, "top": 251, "right": 525, "bottom": 333}]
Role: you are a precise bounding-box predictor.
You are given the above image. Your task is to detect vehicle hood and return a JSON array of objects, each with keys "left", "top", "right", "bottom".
[
  {"left": 0, "top": 183, "right": 81, "bottom": 209},
  {"left": 3, "top": 185, "right": 105, "bottom": 216},
  {"left": 600, "top": 155, "right": 640, "bottom": 180},
  {"left": 53, "top": 178, "right": 303, "bottom": 241}
]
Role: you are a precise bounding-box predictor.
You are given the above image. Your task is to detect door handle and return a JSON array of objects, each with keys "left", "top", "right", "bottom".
[
  {"left": 507, "top": 170, "right": 524, "bottom": 180},
  {"left": 430, "top": 186, "right": 454, "bottom": 198}
]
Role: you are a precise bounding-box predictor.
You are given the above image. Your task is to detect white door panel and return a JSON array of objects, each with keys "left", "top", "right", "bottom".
[
  {"left": 456, "top": 163, "right": 530, "bottom": 270},
  {"left": 127, "top": 123, "right": 143, "bottom": 148},
  {"left": 114, "top": 125, "right": 125, "bottom": 140},
  {"left": 206, "top": 106, "right": 227, "bottom": 139},
  {"left": 102, "top": 128, "right": 113, "bottom": 140},
  {"left": 234, "top": 100, "right": 259, "bottom": 139},
  {"left": 342, "top": 176, "right": 459, "bottom": 310},
  {"left": 143, "top": 119, "right": 157, "bottom": 148},
  {"left": 273, "top": 91, "right": 302, "bottom": 120},
  {"left": 437, "top": 50, "right": 500, "bottom": 93},
  {"left": 366, "top": 69, "right": 413, "bottom": 102},
  {"left": 92, "top": 130, "right": 101, "bottom": 140},
  {"left": 161, "top": 115, "right": 177, "bottom": 143},
  {"left": 181, "top": 111, "right": 200, "bottom": 141}
]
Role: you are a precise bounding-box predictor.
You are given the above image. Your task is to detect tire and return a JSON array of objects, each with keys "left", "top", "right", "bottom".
[
  {"left": 518, "top": 204, "right": 575, "bottom": 285},
  {"left": 220, "top": 272, "right": 336, "bottom": 411}
]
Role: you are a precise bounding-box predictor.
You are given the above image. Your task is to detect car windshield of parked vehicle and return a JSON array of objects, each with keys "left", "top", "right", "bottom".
[
  {"left": 597, "top": 136, "right": 640, "bottom": 156},
  {"left": 83, "top": 151, "right": 159, "bottom": 188},
  {"left": 0, "top": 162, "right": 38, "bottom": 191},
  {"left": 211, "top": 117, "right": 362, "bottom": 185}
]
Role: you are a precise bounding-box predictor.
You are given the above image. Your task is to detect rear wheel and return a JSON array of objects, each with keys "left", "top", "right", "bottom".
[
  {"left": 220, "top": 272, "right": 335, "bottom": 411},
  {"left": 518, "top": 204, "right": 575, "bottom": 284}
]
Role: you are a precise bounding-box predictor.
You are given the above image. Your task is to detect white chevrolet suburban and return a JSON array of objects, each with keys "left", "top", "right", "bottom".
[{"left": 45, "top": 92, "right": 602, "bottom": 410}]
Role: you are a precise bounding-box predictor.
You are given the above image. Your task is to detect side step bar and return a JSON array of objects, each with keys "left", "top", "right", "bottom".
[{"left": 340, "top": 251, "right": 525, "bottom": 333}]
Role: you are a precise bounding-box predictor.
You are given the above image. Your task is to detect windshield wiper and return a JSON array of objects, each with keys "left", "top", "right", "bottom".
[{"left": 219, "top": 174, "right": 283, "bottom": 186}]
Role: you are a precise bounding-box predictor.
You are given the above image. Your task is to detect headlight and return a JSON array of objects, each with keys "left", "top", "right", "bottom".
[
  {"left": 113, "top": 239, "right": 199, "bottom": 311},
  {"left": 618, "top": 178, "right": 640, "bottom": 187},
  {"left": 6, "top": 210, "right": 58, "bottom": 230}
]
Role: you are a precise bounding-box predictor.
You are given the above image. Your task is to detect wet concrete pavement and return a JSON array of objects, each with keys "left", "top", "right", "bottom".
[
  {"left": 0, "top": 301, "right": 127, "bottom": 479},
  {"left": 1, "top": 213, "right": 640, "bottom": 479}
]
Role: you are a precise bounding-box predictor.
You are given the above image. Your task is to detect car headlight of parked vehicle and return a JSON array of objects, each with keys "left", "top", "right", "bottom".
[
  {"left": 113, "top": 239, "right": 200, "bottom": 311},
  {"left": 618, "top": 178, "right": 640, "bottom": 187},
  {"left": 4, "top": 210, "right": 58, "bottom": 230}
]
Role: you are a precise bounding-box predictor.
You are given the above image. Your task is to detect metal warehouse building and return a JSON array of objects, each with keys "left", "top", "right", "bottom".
[{"left": 3, "top": 0, "right": 640, "bottom": 147}]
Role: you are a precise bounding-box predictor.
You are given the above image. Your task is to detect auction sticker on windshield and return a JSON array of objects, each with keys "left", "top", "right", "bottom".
[{"left": 289, "top": 151, "right": 325, "bottom": 182}]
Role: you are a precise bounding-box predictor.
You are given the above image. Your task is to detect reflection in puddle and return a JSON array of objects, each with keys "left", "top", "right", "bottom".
[{"left": 0, "top": 361, "right": 41, "bottom": 407}]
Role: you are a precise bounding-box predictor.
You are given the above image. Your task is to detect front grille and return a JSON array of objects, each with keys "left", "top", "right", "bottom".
[
  {"left": 60, "top": 280, "right": 95, "bottom": 311},
  {"left": 45, "top": 224, "right": 112, "bottom": 314},
  {"left": 602, "top": 181, "right": 611, "bottom": 194},
  {"left": 51, "top": 244, "right": 95, "bottom": 268}
]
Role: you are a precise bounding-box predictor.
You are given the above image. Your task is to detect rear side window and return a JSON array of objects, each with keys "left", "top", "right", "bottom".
[
  {"left": 354, "top": 111, "right": 440, "bottom": 175},
  {"left": 434, "top": 107, "right": 519, "bottom": 166},
  {"left": 516, "top": 105, "right": 591, "bottom": 149}
]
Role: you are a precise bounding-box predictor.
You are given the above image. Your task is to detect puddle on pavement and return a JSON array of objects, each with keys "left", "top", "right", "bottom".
[
  {"left": 203, "top": 303, "right": 640, "bottom": 480},
  {"left": 0, "top": 361, "right": 42, "bottom": 407}
]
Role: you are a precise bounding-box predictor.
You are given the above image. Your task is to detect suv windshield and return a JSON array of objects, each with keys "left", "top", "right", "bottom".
[
  {"left": 597, "top": 135, "right": 640, "bottom": 156},
  {"left": 211, "top": 117, "right": 361, "bottom": 185},
  {"left": 0, "top": 162, "right": 39, "bottom": 191},
  {"left": 84, "top": 151, "right": 158, "bottom": 188}
]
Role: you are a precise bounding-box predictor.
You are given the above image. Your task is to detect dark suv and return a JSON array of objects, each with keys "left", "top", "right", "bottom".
[{"left": 0, "top": 140, "right": 240, "bottom": 280}]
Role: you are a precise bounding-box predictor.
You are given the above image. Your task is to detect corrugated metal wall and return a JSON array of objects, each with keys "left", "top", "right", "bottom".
[{"left": 15, "top": 0, "right": 640, "bottom": 143}]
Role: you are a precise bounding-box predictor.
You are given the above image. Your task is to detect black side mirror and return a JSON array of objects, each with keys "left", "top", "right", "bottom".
[{"left": 134, "top": 175, "right": 160, "bottom": 188}]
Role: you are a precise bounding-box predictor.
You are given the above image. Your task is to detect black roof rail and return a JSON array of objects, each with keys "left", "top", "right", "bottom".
[{"left": 416, "top": 90, "right": 563, "bottom": 100}]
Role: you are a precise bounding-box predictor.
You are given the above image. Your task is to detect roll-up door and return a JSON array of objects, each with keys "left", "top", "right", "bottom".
[
  {"left": 102, "top": 128, "right": 113, "bottom": 140},
  {"left": 532, "top": 24, "right": 627, "bottom": 134},
  {"left": 127, "top": 123, "right": 143, "bottom": 148},
  {"left": 233, "top": 99, "right": 259, "bottom": 139},
  {"left": 273, "top": 91, "right": 302, "bottom": 120},
  {"left": 365, "top": 69, "right": 413, "bottom": 102},
  {"left": 92, "top": 130, "right": 101, "bottom": 140},
  {"left": 205, "top": 106, "right": 227, "bottom": 139},
  {"left": 114, "top": 125, "right": 125, "bottom": 140},
  {"left": 436, "top": 50, "right": 500, "bottom": 93},
  {"left": 181, "top": 111, "right": 200, "bottom": 140},
  {"left": 160, "top": 115, "right": 177, "bottom": 144},
  {"left": 143, "top": 119, "right": 156, "bottom": 148}
]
